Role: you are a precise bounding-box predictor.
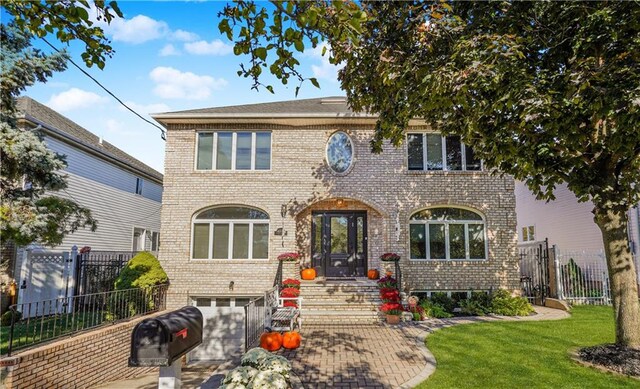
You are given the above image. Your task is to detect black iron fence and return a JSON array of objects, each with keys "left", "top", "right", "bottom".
[
  {"left": 519, "top": 240, "right": 551, "bottom": 304},
  {"left": 74, "top": 251, "right": 139, "bottom": 295},
  {"left": 4, "top": 284, "right": 168, "bottom": 356}
]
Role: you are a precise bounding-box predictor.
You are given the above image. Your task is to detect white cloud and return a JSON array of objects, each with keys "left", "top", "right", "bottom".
[
  {"left": 106, "top": 15, "right": 169, "bottom": 44},
  {"left": 120, "top": 101, "right": 171, "bottom": 114},
  {"left": 149, "top": 67, "right": 228, "bottom": 100},
  {"left": 171, "top": 29, "right": 199, "bottom": 42},
  {"left": 159, "top": 44, "right": 180, "bottom": 57},
  {"left": 184, "top": 39, "right": 233, "bottom": 56},
  {"left": 47, "top": 88, "right": 108, "bottom": 112},
  {"left": 305, "top": 43, "right": 343, "bottom": 82}
]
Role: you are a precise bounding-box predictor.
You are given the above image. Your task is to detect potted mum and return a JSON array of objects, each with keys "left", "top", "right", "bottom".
[
  {"left": 380, "top": 302, "right": 404, "bottom": 324},
  {"left": 379, "top": 252, "right": 400, "bottom": 262},
  {"left": 277, "top": 252, "right": 300, "bottom": 262}
]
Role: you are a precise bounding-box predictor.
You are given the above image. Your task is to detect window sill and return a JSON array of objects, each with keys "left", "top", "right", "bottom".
[
  {"left": 193, "top": 169, "right": 273, "bottom": 173},
  {"left": 405, "top": 170, "right": 486, "bottom": 175},
  {"left": 189, "top": 258, "right": 271, "bottom": 263},
  {"left": 408, "top": 258, "right": 488, "bottom": 263}
]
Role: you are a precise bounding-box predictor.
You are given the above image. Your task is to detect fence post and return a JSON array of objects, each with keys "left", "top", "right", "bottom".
[
  {"left": 551, "top": 245, "right": 564, "bottom": 300},
  {"left": 546, "top": 243, "right": 557, "bottom": 299}
]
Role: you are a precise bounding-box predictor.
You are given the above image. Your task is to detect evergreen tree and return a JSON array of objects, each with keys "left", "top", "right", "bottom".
[{"left": 0, "top": 23, "right": 97, "bottom": 246}]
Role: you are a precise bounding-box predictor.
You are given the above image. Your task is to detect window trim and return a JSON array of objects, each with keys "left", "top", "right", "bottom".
[
  {"left": 408, "top": 206, "right": 489, "bottom": 262},
  {"left": 190, "top": 206, "right": 270, "bottom": 261},
  {"left": 406, "top": 132, "right": 483, "bottom": 172},
  {"left": 195, "top": 130, "right": 272, "bottom": 172},
  {"left": 325, "top": 130, "right": 356, "bottom": 175}
]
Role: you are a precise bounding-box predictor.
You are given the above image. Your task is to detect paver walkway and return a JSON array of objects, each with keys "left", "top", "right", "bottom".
[{"left": 278, "top": 306, "right": 569, "bottom": 389}]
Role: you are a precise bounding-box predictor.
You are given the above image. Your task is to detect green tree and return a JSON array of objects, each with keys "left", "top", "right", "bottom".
[
  {"left": 219, "top": 1, "right": 640, "bottom": 348},
  {"left": 1, "top": 0, "right": 122, "bottom": 246}
]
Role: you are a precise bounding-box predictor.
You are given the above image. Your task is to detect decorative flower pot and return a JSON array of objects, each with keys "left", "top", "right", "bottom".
[
  {"left": 301, "top": 268, "right": 316, "bottom": 280},
  {"left": 386, "top": 314, "right": 401, "bottom": 325},
  {"left": 367, "top": 269, "right": 379, "bottom": 280}
]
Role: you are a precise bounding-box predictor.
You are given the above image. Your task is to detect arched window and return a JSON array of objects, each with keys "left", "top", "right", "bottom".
[
  {"left": 409, "top": 207, "right": 486, "bottom": 260},
  {"left": 192, "top": 206, "right": 269, "bottom": 260}
]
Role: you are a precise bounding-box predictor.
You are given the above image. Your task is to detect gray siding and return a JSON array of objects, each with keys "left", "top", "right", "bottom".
[
  {"left": 45, "top": 172, "right": 161, "bottom": 251},
  {"left": 45, "top": 136, "right": 163, "bottom": 202}
]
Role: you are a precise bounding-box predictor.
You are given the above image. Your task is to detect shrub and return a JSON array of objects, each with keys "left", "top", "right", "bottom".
[
  {"left": 490, "top": 289, "right": 535, "bottom": 316},
  {"left": 379, "top": 302, "right": 404, "bottom": 315},
  {"left": 114, "top": 251, "right": 168, "bottom": 290},
  {"left": 1, "top": 310, "right": 22, "bottom": 326},
  {"left": 459, "top": 291, "right": 492, "bottom": 316},
  {"left": 108, "top": 251, "right": 168, "bottom": 319},
  {"left": 420, "top": 300, "right": 453, "bottom": 318},
  {"left": 232, "top": 348, "right": 292, "bottom": 389},
  {"left": 429, "top": 292, "right": 456, "bottom": 313}
]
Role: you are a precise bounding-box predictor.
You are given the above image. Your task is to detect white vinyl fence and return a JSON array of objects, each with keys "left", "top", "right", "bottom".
[{"left": 554, "top": 248, "right": 639, "bottom": 306}]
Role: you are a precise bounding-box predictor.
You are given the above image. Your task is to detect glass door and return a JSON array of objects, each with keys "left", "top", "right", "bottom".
[{"left": 311, "top": 211, "right": 367, "bottom": 277}]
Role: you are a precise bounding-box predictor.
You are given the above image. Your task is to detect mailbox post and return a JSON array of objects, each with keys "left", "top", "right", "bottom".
[{"left": 129, "top": 306, "right": 203, "bottom": 389}]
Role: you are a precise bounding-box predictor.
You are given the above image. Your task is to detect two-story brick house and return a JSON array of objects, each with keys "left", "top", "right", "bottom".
[{"left": 154, "top": 96, "right": 518, "bottom": 308}]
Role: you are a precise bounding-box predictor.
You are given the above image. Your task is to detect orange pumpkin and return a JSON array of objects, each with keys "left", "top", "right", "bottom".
[
  {"left": 260, "top": 331, "right": 283, "bottom": 351},
  {"left": 367, "top": 269, "right": 379, "bottom": 280},
  {"left": 282, "top": 331, "right": 302, "bottom": 349},
  {"left": 301, "top": 268, "right": 316, "bottom": 280}
]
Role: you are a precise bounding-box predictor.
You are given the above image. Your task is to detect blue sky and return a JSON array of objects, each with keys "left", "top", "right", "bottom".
[{"left": 19, "top": 1, "right": 343, "bottom": 173}]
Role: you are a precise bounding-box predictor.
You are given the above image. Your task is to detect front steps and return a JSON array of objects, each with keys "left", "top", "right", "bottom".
[{"left": 299, "top": 279, "right": 382, "bottom": 324}]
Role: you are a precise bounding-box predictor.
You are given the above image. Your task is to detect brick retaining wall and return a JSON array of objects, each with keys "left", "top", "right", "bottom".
[{"left": 1, "top": 313, "right": 163, "bottom": 388}]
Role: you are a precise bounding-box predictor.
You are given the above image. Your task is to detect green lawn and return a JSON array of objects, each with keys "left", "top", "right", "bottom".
[{"left": 418, "top": 306, "right": 637, "bottom": 388}]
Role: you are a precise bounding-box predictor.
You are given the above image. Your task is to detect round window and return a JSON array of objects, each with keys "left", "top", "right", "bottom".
[{"left": 326, "top": 131, "right": 354, "bottom": 173}]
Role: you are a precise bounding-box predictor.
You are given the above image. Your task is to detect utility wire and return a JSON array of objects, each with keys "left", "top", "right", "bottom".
[{"left": 41, "top": 37, "right": 167, "bottom": 141}]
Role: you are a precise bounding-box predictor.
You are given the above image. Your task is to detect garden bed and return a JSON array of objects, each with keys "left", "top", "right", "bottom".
[{"left": 578, "top": 344, "right": 640, "bottom": 379}]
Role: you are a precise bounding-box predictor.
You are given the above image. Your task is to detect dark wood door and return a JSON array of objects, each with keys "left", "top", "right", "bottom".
[{"left": 311, "top": 211, "right": 367, "bottom": 277}]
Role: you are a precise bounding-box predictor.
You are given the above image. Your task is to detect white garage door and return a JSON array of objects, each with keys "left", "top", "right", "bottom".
[{"left": 188, "top": 297, "right": 255, "bottom": 362}]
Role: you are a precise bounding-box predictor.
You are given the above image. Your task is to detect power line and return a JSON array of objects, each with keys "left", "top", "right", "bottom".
[{"left": 41, "top": 37, "right": 167, "bottom": 141}]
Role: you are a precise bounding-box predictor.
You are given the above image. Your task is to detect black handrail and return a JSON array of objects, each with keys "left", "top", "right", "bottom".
[
  {"left": 273, "top": 260, "right": 283, "bottom": 288},
  {"left": 395, "top": 260, "right": 402, "bottom": 293}
]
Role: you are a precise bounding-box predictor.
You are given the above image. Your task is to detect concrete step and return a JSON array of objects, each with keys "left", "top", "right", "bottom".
[
  {"left": 302, "top": 301, "right": 379, "bottom": 311},
  {"left": 301, "top": 309, "right": 383, "bottom": 324}
]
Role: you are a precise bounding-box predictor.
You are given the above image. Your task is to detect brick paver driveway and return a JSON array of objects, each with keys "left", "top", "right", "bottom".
[{"left": 280, "top": 323, "right": 428, "bottom": 389}]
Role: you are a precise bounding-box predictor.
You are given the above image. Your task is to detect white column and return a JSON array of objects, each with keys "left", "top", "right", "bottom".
[{"left": 158, "top": 359, "right": 182, "bottom": 389}]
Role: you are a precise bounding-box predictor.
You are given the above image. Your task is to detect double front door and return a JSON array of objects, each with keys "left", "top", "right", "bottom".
[{"left": 311, "top": 211, "right": 367, "bottom": 277}]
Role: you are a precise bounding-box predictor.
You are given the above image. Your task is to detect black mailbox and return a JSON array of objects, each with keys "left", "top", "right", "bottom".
[{"left": 129, "top": 306, "right": 203, "bottom": 367}]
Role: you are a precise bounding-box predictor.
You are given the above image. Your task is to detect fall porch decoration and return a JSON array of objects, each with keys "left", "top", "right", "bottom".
[
  {"left": 301, "top": 267, "right": 316, "bottom": 280},
  {"left": 379, "top": 252, "right": 400, "bottom": 262},
  {"left": 367, "top": 269, "right": 379, "bottom": 280},
  {"left": 282, "top": 331, "right": 302, "bottom": 349},
  {"left": 277, "top": 252, "right": 300, "bottom": 262},
  {"left": 260, "top": 331, "right": 283, "bottom": 351}
]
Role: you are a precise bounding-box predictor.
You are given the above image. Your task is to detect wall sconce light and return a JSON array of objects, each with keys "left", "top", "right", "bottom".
[
  {"left": 229, "top": 281, "right": 234, "bottom": 291},
  {"left": 336, "top": 198, "right": 345, "bottom": 207},
  {"left": 274, "top": 228, "right": 283, "bottom": 236},
  {"left": 281, "top": 204, "right": 287, "bottom": 218}
]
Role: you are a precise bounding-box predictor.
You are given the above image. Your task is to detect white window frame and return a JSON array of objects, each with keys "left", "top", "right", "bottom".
[
  {"left": 406, "top": 133, "right": 483, "bottom": 172},
  {"left": 191, "top": 207, "right": 270, "bottom": 260},
  {"left": 409, "top": 207, "right": 488, "bottom": 261},
  {"left": 195, "top": 131, "right": 272, "bottom": 172}
]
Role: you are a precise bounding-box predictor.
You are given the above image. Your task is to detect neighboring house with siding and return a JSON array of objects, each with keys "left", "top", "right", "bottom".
[
  {"left": 4, "top": 97, "right": 163, "bottom": 291},
  {"left": 152, "top": 96, "right": 519, "bottom": 315},
  {"left": 515, "top": 181, "right": 640, "bottom": 255}
]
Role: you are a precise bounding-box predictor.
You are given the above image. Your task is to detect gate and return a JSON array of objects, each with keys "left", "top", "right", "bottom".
[
  {"left": 74, "top": 251, "right": 137, "bottom": 295},
  {"left": 19, "top": 251, "right": 74, "bottom": 317},
  {"left": 519, "top": 239, "right": 551, "bottom": 304}
]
